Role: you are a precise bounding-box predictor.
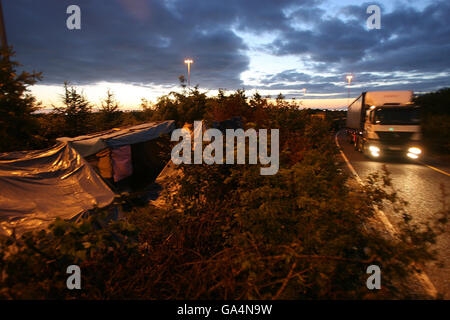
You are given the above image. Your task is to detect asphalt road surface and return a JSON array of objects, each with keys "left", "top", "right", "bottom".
[{"left": 336, "top": 130, "right": 450, "bottom": 299}]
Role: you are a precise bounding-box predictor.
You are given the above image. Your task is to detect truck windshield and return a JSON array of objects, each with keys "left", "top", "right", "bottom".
[{"left": 373, "top": 107, "right": 420, "bottom": 125}]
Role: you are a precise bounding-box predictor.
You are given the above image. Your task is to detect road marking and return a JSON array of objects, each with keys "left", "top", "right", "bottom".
[
  {"left": 420, "top": 162, "right": 450, "bottom": 177},
  {"left": 335, "top": 132, "right": 396, "bottom": 234},
  {"left": 335, "top": 131, "right": 438, "bottom": 298},
  {"left": 334, "top": 133, "right": 364, "bottom": 185}
]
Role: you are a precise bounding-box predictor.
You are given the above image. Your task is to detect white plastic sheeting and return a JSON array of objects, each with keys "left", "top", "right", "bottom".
[
  {"left": 0, "top": 143, "right": 115, "bottom": 236},
  {"left": 57, "top": 121, "right": 175, "bottom": 157}
]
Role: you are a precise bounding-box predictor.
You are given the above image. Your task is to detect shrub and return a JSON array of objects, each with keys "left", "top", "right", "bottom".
[{"left": 1, "top": 115, "right": 446, "bottom": 299}]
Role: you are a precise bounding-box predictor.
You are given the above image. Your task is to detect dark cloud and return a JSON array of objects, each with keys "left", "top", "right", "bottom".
[
  {"left": 260, "top": 70, "right": 312, "bottom": 84},
  {"left": 4, "top": 0, "right": 249, "bottom": 88},
  {"left": 266, "top": 1, "right": 450, "bottom": 83},
  {"left": 3, "top": 0, "right": 450, "bottom": 95}
]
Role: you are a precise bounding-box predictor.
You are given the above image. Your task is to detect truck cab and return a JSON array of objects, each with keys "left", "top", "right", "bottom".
[{"left": 347, "top": 91, "right": 423, "bottom": 159}]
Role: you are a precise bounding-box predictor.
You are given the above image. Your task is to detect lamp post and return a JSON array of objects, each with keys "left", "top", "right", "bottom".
[
  {"left": 184, "top": 59, "right": 193, "bottom": 88},
  {"left": 346, "top": 74, "right": 353, "bottom": 105},
  {"left": 0, "top": 0, "right": 8, "bottom": 52}
]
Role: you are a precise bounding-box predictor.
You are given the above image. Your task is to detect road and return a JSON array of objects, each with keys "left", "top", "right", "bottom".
[{"left": 336, "top": 130, "right": 450, "bottom": 298}]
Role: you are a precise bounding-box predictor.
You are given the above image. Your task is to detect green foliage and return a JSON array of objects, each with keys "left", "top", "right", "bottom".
[
  {"left": 53, "top": 82, "right": 93, "bottom": 137},
  {"left": 206, "top": 90, "right": 251, "bottom": 123},
  {"left": 98, "top": 90, "right": 122, "bottom": 130},
  {"left": 414, "top": 88, "right": 450, "bottom": 154},
  {"left": 151, "top": 121, "right": 445, "bottom": 299},
  {"left": 1, "top": 105, "right": 446, "bottom": 299},
  {"left": 421, "top": 114, "right": 450, "bottom": 154},
  {"left": 415, "top": 88, "right": 450, "bottom": 116},
  {"left": 0, "top": 48, "right": 43, "bottom": 152},
  {"left": 1, "top": 68, "right": 448, "bottom": 299},
  {"left": 0, "top": 211, "right": 139, "bottom": 299},
  {"left": 151, "top": 87, "right": 208, "bottom": 126}
]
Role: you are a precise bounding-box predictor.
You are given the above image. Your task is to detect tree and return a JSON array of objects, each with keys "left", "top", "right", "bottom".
[
  {"left": 151, "top": 87, "right": 208, "bottom": 126},
  {"left": 100, "top": 89, "right": 119, "bottom": 114},
  {"left": 178, "top": 75, "right": 187, "bottom": 89},
  {"left": 99, "top": 89, "right": 121, "bottom": 129},
  {"left": 414, "top": 88, "right": 450, "bottom": 116},
  {"left": 414, "top": 88, "right": 450, "bottom": 153},
  {"left": 249, "top": 91, "right": 264, "bottom": 108},
  {"left": 0, "top": 48, "right": 42, "bottom": 152},
  {"left": 53, "top": 81, "right": 92, "bottom": 137}
]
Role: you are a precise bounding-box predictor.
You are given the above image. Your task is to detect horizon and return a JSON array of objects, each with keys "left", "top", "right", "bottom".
[{"left": 30, "top": 83, "right": 355, "bottom": 111}]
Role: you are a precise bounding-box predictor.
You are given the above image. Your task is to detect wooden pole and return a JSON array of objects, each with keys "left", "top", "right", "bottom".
[{"left": 0, "top": 0, "right": 8, "bottom": 52}]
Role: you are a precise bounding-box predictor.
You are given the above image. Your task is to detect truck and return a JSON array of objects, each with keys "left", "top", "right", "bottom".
[{"left": 346, "top": 91, "right": 422, "bottom": 159}]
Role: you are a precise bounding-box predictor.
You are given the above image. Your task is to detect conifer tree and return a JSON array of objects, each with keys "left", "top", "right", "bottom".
[
  {"left": 54, "top": 81, "right": 92, "bottom": 136},
  {"left": 0, "top": 48, "right": 42, "bottom": 152}
]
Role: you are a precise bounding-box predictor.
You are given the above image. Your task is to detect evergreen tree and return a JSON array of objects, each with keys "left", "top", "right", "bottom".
[
  {"left": 54, "top": 81, "right": 92, "bottom": 137},
  {"left": 100, "top": 89, "right": 119, "bottom": 114},
  {"left": 0, "top": 48, "right": 42, "bottom": 152},
  {"left": 99, "top": 89, "right": 121, "bottom": 129}
]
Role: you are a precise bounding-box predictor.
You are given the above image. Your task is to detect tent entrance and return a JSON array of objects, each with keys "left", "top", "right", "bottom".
[{"left": 85, "top": 134, "right": 172, "bottom": 193}]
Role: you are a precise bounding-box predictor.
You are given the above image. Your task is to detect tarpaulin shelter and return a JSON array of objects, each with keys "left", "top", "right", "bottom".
[
  {"left": 0, "top": 120, "right": 176, "bottom": 235},
  {"left": 59, "top": 121, "right": 176, "bottom": 189},
  {"left": 57, "top": 121, "right": 175, "bottom": 158},
  {"left": 0, "top": 143, "right": 115, "bottom": 236}
]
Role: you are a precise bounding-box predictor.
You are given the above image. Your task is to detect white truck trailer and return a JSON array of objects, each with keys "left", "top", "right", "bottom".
[{"left": 346, "top": 91, "right": 422, "bottom": 159}]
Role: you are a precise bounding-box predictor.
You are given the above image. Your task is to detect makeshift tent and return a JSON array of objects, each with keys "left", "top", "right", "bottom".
[
  {"left": 57, "top": 121, "right": 175, "bottom": 158},
  {"left": 0, "top": 120, "right": 176, "bottom": 235},
  {"left": 59, "top": 121, "right": 175, "bottom": 189},
  {"left": 0, "top": 143, "right": 115, "bottom": 236}
]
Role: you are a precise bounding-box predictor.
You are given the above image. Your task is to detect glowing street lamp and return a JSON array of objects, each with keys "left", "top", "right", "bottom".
[
  {"left": 346, "top": 74, "right": 353, "bottom": 84},
  {"left": 184, "top": 59, "right": 194, "bottom": 88},
  {"left": 346, "top": 74, "right": 353, "bottom": 105}
]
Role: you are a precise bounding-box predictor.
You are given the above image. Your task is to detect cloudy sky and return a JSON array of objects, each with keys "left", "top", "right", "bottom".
[{"left": 3, "top": 0, "right": 450, "bottom": 109}]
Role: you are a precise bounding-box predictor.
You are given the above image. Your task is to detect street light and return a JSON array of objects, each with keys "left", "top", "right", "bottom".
[
  {"left": 346, "top": 74, "right": 353, "bottom": 105},
  {"left": 184, "top": 59, "right": 193, "bottom": 88}
]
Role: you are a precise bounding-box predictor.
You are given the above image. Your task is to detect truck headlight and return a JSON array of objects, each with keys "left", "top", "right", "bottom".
[
  {"left": 408, "top": 147, "right": 422, "bottom": 155},
  {"left": 369, "top": 145, "right": 380, "bottom": 157}
]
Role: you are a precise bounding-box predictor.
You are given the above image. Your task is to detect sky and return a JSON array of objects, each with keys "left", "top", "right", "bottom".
[{"left": 3, "top": 0, "right": 450, "bottom": 109}]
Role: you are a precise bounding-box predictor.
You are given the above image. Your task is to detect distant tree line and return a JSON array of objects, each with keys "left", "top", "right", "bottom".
[
  {"left": 0, "top": 49, "right": 341, "bottom": 153},
  {"left": 414, "top": 88, "right": 450, "bottom": 154},
  {"left": 1, "top": 48, "right": 448, "bottom": 154}
]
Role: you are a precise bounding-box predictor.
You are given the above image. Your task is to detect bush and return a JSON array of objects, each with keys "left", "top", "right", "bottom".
[
  {"left": 421, "top": 114, "right": 450, "bottom": 154},
  {"left": 414, "top": 88, "right": 450, "bottom": 154},
  {"left": 1, "top": 113, "right": 446, "bottom": 299}
]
